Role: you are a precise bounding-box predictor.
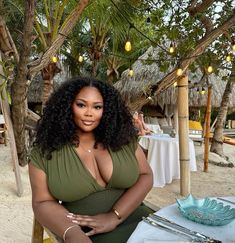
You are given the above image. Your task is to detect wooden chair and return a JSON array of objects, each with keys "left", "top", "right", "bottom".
[
  {"left": 31, "top": 217, "right": 62, "bottom": 243},
  {"left": 0, "top": 114, "right": 7, "bottom": 146}
]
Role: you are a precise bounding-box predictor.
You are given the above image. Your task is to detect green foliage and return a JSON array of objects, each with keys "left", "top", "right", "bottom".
[
  {"left": 2, "top": 0, "right": 235, "bottom": 83},
  {"left": 0, "top": 60, "right": 14, "bottom": 104},
  {"left": 227, "top": 111, "right": 235, "bottom": 120}
]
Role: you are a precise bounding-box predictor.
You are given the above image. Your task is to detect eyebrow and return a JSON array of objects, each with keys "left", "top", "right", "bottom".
[{"left": 76, "top": 98, "right": 103, "bottom": 104}]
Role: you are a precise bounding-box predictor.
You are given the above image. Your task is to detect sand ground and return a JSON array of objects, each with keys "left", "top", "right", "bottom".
[{"left": 0, "top": 142, "right": 235, "bottom": 243}]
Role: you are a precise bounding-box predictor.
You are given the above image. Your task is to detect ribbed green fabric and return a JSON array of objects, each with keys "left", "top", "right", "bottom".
[
  {"left": 30, "top": 140, "right": 139, "bottom": 202},
  {"left": 29, "top": 138, "right": 154, "bottom": 242}
]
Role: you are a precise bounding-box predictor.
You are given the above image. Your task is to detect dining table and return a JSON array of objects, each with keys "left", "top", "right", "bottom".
[
  {"left": 139, "top": 134, "right": 197, "bottom": 187},
  {"left": 127, "top": 196, "right": 235, "bottom": 243},
  {"left": 144, "top": 123, "right": 162, "bottom": 134}
]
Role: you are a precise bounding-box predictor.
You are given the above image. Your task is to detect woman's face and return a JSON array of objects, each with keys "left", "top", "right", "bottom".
[{"left": 72, "top": 86, "right": 104, "bottom": 133}]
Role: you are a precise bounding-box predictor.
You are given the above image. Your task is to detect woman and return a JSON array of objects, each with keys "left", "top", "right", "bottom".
[
  {"left": 132, "top": 111, "right": 151, "bottom": 136},
  {"left": 29, "top": 77, "right": 153, "bottom": 243},
  {"left": 138, "top": 111, "right": 152, "bottom": 135}
]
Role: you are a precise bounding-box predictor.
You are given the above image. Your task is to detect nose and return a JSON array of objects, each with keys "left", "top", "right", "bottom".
[{"left": 84, "top": 107, "right": 92, "bottom": 117}]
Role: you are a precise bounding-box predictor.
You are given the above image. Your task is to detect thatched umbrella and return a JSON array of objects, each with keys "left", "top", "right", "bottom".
[
  {"left": 27, "top": 71, "right": 68, "bottom": 104},
  {"left": 115, "top": 46, "right": 235, "bottom": 196},
  {"left": 115, "top": 46, "right": 235, "bottom": 112},
  {"left": 27, "top": 75, "right": 43, "bottom": 104}
]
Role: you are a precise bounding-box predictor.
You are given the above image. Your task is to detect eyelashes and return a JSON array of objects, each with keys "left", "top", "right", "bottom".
[{"left": 75, "top": 103, "right": 103, "bottom": 110}]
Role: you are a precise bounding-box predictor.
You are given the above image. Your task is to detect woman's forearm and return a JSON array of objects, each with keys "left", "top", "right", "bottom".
[{"left": 33, "top": 200, "right": 88, "bottom": 240}]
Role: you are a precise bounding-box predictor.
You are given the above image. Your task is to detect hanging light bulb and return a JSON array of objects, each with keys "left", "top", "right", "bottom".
[
  {"left": 173, "top": 82, "right": 177, "bottom": 87},
  {"left": 78, "top": 55, "right": 83, "bottom": 63},
  {"left": 169, "top": 43, "right": 175, "bottom": 54},
  {"left": 51, "top": 56, "right": 58, "bottom": 63},
  {"left": 226, "top": 54, "right": 231, "bottom": 62},
  {"left": 147, "top": 96, "right": 153, "bottom": 101},
  {"left": 176, "top": 68, "right": 183, "bottom": 76},
  {"left": 128, "top": 68, "right": 134, "bottom": 77},
  {"left": 125, "top": 40, "right": 132, "bottom": 52},
  {"left": 207, "top": 65, "right": 213, "bottom": 73},
  {"left": 232, "top": 43, "right": 235, "bottom": 51},
  {"left": 201, "top": 87, "right": 206, "bottom": 95}
]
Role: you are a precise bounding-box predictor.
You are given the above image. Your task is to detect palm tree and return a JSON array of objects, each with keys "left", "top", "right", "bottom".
[
  {"left": 210, "top": 68, "right": 234, "bottom": 158},
  {"left": 0, "top": 0, "right": 89, "bottom": 165}
]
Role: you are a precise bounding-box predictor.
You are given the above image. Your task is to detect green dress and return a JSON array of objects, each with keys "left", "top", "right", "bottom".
[{"left": 30, "top": 139, "right": 153, "bottom": 243}]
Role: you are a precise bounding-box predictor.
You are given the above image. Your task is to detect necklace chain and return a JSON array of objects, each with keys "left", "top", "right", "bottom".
[{"left": 79, "top": 143, "right": 94, "bottom": 153}]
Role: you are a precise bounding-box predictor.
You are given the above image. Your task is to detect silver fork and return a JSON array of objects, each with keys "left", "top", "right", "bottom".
[
  {"left": 142, "top": 217, "right": 201, "bottom": 242},
  {"left": 149, "top": 214, "right": 221, "bottom": 243}
]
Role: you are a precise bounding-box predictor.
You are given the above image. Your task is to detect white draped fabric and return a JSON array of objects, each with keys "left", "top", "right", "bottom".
[
  {"left": 145, "top": 124, "right": 162, "bottom": 134},
  {"left": 139, "top": 135, "right": 197, "bottom": 187},
  {"left": 127, "top": 196, "right": 235, "bottom": 243},
  {"left": 0, "top": 114, "right": 5, "bottom": 124}
]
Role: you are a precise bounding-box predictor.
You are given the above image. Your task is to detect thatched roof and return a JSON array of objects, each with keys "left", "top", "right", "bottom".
[
  {"left": 27, "top": 74, "right": 43, "bottom": 103},
  {"left": 27, "top": 70, "right": 68, "bottom": 103},
  {"left": 115, "top": 46, "right": 235, "bottom": 110}
]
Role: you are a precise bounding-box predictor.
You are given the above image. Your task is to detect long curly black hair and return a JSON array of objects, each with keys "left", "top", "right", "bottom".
[{"left": 34, "top": 76, "right": 137, "bottom": 159}]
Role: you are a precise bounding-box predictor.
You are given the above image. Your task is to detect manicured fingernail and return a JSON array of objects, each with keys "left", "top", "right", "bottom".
[
  {"left": 68, "top": 213, "right": 74, "bottom": 215},
  {"left": 67, "top": 215, "right": 74, "bottom": 218},
  {"left": 72, "top": 220, "right": 78, "bottom": 223}
]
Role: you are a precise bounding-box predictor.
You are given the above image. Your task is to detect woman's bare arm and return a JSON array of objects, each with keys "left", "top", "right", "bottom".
[{"left": 29, "top": 162, "right": 92, "bottom": 242}]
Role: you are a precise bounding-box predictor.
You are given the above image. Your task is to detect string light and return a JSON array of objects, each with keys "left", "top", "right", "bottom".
[
  {"left": 207, "top": 64, "right": 213, "bottom": 74},
  {"left": 226, "top": 54, "right": 231, "bottom": 62},
  {"left": 201, "top": 87, "right": 206, "bottom": 95},
  {"left": 232, "top": 43, "right": 235, "bottom": 51},
  {"left": 176, "top": 68, "right": 183, "bottom": 76},
  {"left": 51, "top": 56, "right": 58, "bottom": 63},
  {"left": 173, "top": 82, "right": 177, "bottom": 87},
  {"left": 128, "top": 68, "right": 134, "bottom": 77},
  {"left": 125, "top": 40, "right": 132, "bottom": 52},
  {"left": 169, "top": 43, "right": 175, "bottom": 54},
  {"left": 78, "top": 55, "right": 84, "bottom": 63},
  {"left": 147, "top": 96, "right": 153, "bottom": 100}
]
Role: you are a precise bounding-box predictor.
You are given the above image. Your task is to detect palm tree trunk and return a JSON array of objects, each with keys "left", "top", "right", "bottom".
[
  {"left": 41, "top": 62, "right": 60, "bottom": 109},
  {"left": 11, "top": 0, "right": 36, "bottom": 166},
  {"left": 210, "top": 70, "right": 234, "bottom": 157}
]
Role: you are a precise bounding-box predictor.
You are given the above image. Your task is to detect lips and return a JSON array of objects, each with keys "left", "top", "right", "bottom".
[{"left": 82, "top": 120, "right": 94, "bottom": 126}]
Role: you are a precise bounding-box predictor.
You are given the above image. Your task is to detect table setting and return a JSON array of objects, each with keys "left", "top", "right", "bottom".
[
  {"left": 138, "top": 134, "right": 197, "bottom": 187},
  {"left": 127, "top": 195, "right": 235, "bottom": 243}
]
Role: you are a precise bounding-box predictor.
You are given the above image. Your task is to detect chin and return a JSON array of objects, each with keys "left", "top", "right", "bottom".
[{"left": 79, "top": 126, "right": 97, "bottom": 133}]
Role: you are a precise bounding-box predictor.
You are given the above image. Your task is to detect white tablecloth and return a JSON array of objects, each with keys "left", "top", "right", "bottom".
[
  {"left": 0, "top": 114, "right": 5, "bottom": 124},
  {"left": 127, "top": 196, "right": 235, "bottom": 243},
  {"left": 145, "top": 124, "right": 162, "bottom": 134},
  {"left": 139, "top": 135, "right": 197, "bottom": 187}
]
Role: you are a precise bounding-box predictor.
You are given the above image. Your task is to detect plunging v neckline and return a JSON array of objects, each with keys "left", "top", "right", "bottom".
[{"left": 71, "top": 145, "right": 114, "bottom": 188}]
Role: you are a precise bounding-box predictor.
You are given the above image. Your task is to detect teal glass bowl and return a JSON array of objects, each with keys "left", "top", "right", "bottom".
[{"left": 176, "top": 194, "right": 235, "bottom": 226}]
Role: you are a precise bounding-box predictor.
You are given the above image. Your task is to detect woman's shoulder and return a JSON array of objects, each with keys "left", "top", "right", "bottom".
[{"left": 115, "top": 136, "right": 138, "bottom": 153}]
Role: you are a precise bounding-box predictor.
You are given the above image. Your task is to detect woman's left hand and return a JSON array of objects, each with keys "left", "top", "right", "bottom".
[{"left": 66, "top": 212, "right": 120, "bottom": 236}]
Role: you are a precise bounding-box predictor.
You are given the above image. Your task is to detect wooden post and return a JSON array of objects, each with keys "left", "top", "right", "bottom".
[
  {"left": 204, "top": 86, "right": 212, "bottom": 172},
  {"left": 177, "top": 75, "right": 190, "bottom": 196},
  {"left": 0, "top": 52, "right": 23, "bottom": 196},
  {"left": 31, "top": 217, "right": 44, "bottom": 243},
  {"left": 173, "top": 104, "right": 179, "bottom": 136}
]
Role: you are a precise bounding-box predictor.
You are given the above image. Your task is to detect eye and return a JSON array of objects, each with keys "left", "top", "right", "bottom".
[
  {"left": 76, "top": 103, "right": 85, "bottom": 108},
  {"left": 94, "top": 105, "right": 103, "bottom": 110}
]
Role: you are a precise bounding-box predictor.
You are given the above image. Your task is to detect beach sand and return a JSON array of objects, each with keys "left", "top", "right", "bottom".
[{"left": 0, "top": 142, "right": 235, "bottom": 242}]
